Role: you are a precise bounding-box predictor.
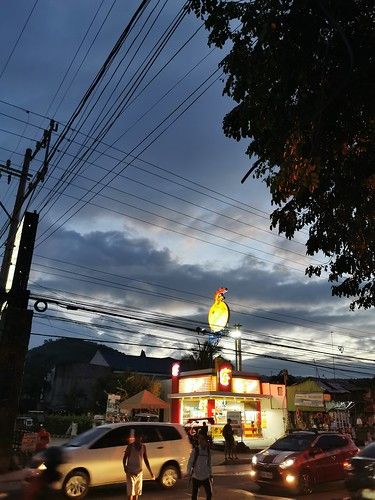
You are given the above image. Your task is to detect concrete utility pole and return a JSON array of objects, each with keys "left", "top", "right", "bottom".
[
  {"left": 0, "top": 149, "right": 33, "bottom": 291},
  {"left": 0, "top": 120, "right": 56, "bottom": 472}
]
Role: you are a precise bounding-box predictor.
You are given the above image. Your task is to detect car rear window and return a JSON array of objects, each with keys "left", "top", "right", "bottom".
[
  {"left": 271, "top": 434, "right": 315, "bottom": 451},
  {"left": 157, "top": 426, "right": 181, "bottom": 441},
  {"left": 358, "top": 443, "right": 375, "bottom": 458}
]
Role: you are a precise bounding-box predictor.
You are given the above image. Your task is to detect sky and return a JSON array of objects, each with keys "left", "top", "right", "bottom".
[{"left": 0, "top": 0, "right": 374, "bottom": 379}]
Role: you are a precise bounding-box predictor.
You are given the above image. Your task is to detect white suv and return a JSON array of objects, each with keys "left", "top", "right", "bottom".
[{"left": 41, "top": 422, "right": 191, "bottom": 498}]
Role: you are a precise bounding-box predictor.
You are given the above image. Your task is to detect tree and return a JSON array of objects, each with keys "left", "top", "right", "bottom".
[
  {"left": 92, "top": 372, "right": 161, "bottom": 414},
  {"left": 190, "top": 0, "right": 374, "bottom": 309},
  {"left": 182, "top": 339, "right": 222, "bottom": 369}
]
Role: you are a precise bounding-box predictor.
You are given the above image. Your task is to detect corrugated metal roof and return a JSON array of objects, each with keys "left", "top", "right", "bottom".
[{"left": 314, "top": 379, "right": 350, "bottom": 394}]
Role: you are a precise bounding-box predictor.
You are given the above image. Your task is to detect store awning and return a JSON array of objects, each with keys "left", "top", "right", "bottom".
[
  {"left": 119, "top": 390, "right": 169, "bottom": 411},
  {"left": 169, "top": 392, "right": 271, "bottom": 399}
]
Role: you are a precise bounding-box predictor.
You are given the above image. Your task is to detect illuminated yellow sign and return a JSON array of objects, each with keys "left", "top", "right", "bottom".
[
  {"left": 232, "top": 378, "right": 261, "bottom": 394},
  {"left": 219, "top": 367, "right": 231, "bottom": 387},
  {"left": 179, "top": 376, "right": 214, "bottom": 393},
  {"left": 208, "top": 287, "right": 230, "bottom": 332}
]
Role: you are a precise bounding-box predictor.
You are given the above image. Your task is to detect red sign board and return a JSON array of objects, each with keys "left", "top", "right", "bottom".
[{"left": 217, "top": 362, "right": 232, "bottom": 392}]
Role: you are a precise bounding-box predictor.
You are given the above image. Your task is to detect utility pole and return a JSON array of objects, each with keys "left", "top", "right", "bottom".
[
  {"left": 0, "top": 120, "right": 57, "bottom": 472},
  {"left": 232, "top": 323, "right": 242, "bottom": 371},
  {"left": 331, "top": 331, "right": 336, "bottom": 380},
  {"left": 280, "top": 369, "right": 289, "bottom": 432},
  {"left": 0, "top": 149, "right": 33, "bottom": 291}
]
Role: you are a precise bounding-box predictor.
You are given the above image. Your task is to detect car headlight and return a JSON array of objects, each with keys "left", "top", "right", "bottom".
[
  {"left": 343, "top": 460, "right": 353, "bottom": 471},
  {"left": 251, "top": 455, "right": 258, "bottom": 465},
  {"left": 279, "top": 458, "right": 295, "bottom": 469}
]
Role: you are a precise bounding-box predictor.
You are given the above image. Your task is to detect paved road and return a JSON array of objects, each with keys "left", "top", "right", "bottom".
[
  {"left": 88, "top": 467, "right": 349, "bottom": 500},
  {"left": 0, "top": 464, "right": 350, "bottom": 499}
]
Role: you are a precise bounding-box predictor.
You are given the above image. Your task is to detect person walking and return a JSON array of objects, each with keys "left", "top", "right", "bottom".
[
  {"left": 188, "top": 433, "right": 212, "bottom": 500},
  {"left": 222, "top": 418, "right": 234, "bottom": 460},
  {"left": 35, "top": 425, "right": 50, "bottom": 452},
  {"left": 123, "top": 431, "right": 155, "bottom": 500},
  {"left": 24, "top": 446, "right": 64, "bottom": 499},
  {"left": 200, "top": 421, "right": 208, "bottom": 436}
]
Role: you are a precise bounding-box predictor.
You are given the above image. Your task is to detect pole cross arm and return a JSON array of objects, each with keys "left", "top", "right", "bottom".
[{"left": 0, "top": 201, "right": 11, "bottom": 220}]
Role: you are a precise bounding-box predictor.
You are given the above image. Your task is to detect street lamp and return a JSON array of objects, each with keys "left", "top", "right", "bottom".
[{"left": 231, "top": 323, "right": 242, "bottom": 371}]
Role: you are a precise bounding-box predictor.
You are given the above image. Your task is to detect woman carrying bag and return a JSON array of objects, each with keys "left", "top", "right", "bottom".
[
  {"left": 123, "top": 430, "right": 155, "bottom": 500},
  {"left": 187, "top": 433, "right": 213, "bottom": 500}
]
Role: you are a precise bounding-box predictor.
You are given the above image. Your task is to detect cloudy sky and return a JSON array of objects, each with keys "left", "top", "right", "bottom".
[{"left": 0, "top": 0, "right": 374, "bottom": 378}]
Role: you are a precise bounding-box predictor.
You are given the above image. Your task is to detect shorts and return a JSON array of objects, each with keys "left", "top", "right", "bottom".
[{"left": 126, "top": 471, "right": 143, "bottom": 496}]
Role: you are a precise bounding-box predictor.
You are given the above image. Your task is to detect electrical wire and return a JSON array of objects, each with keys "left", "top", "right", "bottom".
[
  {"left": 0, "top": 101, "right": 304, "bottom": 242},
  {"left": 0, "top": 0, "right": 39, "bottom": 80},
  {"left": 30, "top": 254, "right": 375, "bottom": 339},
  {"left": 51, "top": 0, "right": 118, "bottom": 118},
  {"left": 28, "top": 329, "right": 375, "bottom": 378},
  {"left": 36, "top": 1, "right": 186, "bottom": 215},
  {"left": 45, "top": 0, "right": 107, "bottom": 118},
  {"left": 28, "top": 293, "right": 375, "bottom": 369}
]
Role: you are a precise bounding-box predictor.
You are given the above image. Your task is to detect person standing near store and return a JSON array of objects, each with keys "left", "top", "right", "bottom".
[
  {"left": 123, "top": 430, "right": 155, "bottom": 500},
  {"left": 35, "top": 425, "right": 50, "bottom": 452},
  {"left": 222, "top": 418, "right": 234, "bottom": 460},
  {"left": 188, "top": 433, "right": 212, "bottom": 500}
]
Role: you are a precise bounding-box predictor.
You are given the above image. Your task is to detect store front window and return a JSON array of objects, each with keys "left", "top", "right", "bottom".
[{"left": 182, "top": 399, "right": 208, "bottom": 423}]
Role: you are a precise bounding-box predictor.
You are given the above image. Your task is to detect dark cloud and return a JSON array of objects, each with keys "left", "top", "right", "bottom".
[{"left": 30, "top": 225, "right": 375, "bottom": 378}]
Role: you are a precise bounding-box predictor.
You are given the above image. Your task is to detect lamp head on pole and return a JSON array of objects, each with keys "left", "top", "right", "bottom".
[{"left": 231, "top": 323, "right": 242, "bottom": 338}]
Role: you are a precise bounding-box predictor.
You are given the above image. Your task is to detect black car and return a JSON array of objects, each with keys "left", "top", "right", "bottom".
[{"left": 345, "top": 442, "right": 375, "bottom": 499}]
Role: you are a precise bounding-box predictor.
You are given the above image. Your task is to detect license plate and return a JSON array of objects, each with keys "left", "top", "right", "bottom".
[
  {"left": 259, "top": 471, "right": 273, "bottom": 479},
  {"left": 362, "top": 490, "right": 375, "bottom": 500}
]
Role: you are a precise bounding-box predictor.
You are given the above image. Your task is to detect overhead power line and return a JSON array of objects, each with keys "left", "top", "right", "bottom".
[
  {"left": 28, "top": 293, "right": 375, "bottom": 373},
  {"left": 29, "top": 330, "right": 375, "bottom": 378},
  {"left": 0, "top": 0, "right": 39, "bottom": 80}
]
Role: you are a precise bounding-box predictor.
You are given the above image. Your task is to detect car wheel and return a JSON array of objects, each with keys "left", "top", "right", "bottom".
[
  {"left": 63, "top": 470, "right": 89, "bottom": 498},
  {"left": 159, "top": 464, "right": 179, "bottom": 489},
  {"left": 298, "top": 472, "right": 313, "bottom": 495}
]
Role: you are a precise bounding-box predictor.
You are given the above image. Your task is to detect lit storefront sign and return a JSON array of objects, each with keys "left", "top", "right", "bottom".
[
  {"left": 219, "top": 367, "right": 231, "bottom": 387},
  {"left": 208, "top": 287, "right": 230, "bottom": 332},
  {"left": 232, "top": 378, "right": 260, "bottom": 394},
  {"left": 217, "top": 363, "right": 232, "bottom": 392},
  {"left": 294, "top": 393, "right": 324, "bottom": 407},
  {"left": 179, "top": 376, "right": 214, "bottom": 393},
  {"left": 172, "top": 363, "right": 180, "bottom": 377}
]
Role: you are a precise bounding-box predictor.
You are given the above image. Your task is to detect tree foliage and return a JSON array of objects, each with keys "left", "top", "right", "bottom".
[
  {"left": 190, "top": 0, "right": 375, "bottom": 309},
  {"left": 92, "top": 372, "right": 161, "bottom": 414},
  {"left": 182, "top": 339, "right": 222, "bottom": 369}
]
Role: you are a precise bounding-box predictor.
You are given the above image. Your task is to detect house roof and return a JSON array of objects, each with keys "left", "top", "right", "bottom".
[
  {"left": 90, "top": 348, "right": 177, "bottom": 376},
  {"left": 305, "top": 378, "right": 367, "bottom": 394}
]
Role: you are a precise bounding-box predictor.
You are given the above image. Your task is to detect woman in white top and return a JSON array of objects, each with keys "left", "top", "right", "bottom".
[
  {"left": 123, "top": 431, "right": 155, "bottom": 500},
  {"left": 187, "top": 433, "right": 213, "bottom": 500}
]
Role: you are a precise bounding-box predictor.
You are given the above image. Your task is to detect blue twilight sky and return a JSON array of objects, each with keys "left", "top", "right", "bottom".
[{"left": 0, "top": 0, "right": 374, "bottom": 378}]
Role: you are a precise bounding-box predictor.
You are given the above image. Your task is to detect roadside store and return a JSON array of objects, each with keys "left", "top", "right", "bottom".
[
  {"left": 287, "top": 378, "right": 360, "bottom": 432},
  {"left": 169, "top": 358, "right": 286, "bottom": 447}
]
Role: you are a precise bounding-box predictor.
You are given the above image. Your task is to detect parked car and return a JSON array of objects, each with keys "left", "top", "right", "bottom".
[
  {"left": 344, "top": 442, "right": 375, "bottom": 499},
  {"left": 133, "top": 413, "right": 159, "bottom": 422},
  {"left": 250, "top": 430, "right": 358, "bottom": 495},
  {"left": 31, "top": 422, "right": 192, "bottom": 499}
]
